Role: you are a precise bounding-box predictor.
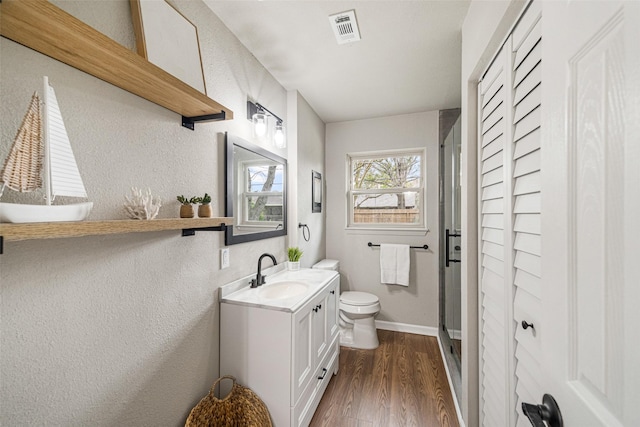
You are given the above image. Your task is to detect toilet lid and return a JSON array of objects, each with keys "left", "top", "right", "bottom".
[{"left": 340, "top": 291, "right": 379, "bottom": 306}]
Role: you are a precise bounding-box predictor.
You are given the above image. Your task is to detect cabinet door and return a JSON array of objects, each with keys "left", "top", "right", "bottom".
[
  {"left": 312, "top": 293, "right": 328, "bottom": 367},
  {"left": 325, "top": 278, "right": 339, "bottom": 344},
  {"left": 292, "top": 303, "right": 313, "bottom": 405}
]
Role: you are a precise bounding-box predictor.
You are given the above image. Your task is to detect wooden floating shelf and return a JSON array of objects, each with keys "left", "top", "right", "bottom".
[
  {"left": 0, "top": 0, "right": 233, "bottom": 124},
  {"left": 0, "top": 217, "right": 232, "bottom": 243}
]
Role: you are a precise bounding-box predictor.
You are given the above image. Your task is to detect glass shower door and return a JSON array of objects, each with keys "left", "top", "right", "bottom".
[
  {"left": 444, "top": 117, "right": 462, "bottom": 362},
  {"left": 439, "top": 113, "right": 462, "bottom": 404}
]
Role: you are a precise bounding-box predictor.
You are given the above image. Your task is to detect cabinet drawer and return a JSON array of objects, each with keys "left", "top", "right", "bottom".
[
  {"left": 291, "top": 366, "right": 318, "bottom": 427},
  {"left": 292, "top": 343, "right": 339, "bottom": 427}
]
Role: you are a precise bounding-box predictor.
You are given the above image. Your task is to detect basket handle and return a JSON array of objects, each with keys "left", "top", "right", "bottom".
[{"left": 209, "top": 375, "right": 237, "bottom": 402}]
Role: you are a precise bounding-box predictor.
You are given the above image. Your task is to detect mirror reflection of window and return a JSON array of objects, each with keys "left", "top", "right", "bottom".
[
  {"left": 225, "top": 133, "right": 287, "bottom": 245},
  {"left": 242, "top": 163, "right": 284, "bottom": 224}
]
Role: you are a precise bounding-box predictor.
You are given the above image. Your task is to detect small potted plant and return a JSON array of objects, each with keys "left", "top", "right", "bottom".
[
  {"left": 287, "top": 247, "right": 303, "bottom": 271},
  {"left": 177, "top": 195, "right": 197, "bottom": 218},
  {"left": 196, "top": 193, "right": 212, "bottom": 218}
]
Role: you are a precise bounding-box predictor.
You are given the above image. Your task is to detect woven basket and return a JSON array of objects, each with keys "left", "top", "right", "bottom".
[{"left": 185, "top": 375, "right": 272, "bottom": 427}]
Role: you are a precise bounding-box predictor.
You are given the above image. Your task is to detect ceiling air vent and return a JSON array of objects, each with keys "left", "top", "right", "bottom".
[{"left": 328, "top": 10, "right": 361, "bottom": 45}]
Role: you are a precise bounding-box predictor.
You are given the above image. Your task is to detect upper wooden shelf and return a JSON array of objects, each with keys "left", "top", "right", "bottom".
[
  {"left": 0, "top": 217, "right": 232, "bottom": 243},
  {"left": 0, "top": 0, "right": 233, "bottom": 125}
]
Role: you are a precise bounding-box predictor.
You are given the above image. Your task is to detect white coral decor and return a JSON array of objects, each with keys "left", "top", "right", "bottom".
[{"left": 124, "top": 187, "right": 161, "bottom": 220}]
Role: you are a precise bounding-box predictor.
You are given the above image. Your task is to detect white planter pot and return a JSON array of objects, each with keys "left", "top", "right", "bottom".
[{"left": 288, "top": 261, "right": 300, "bottom": 271}]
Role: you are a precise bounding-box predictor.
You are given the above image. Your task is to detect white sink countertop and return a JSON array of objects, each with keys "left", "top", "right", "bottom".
[{"left": 220, "top": 265, "right": 339, "bottom": 312}]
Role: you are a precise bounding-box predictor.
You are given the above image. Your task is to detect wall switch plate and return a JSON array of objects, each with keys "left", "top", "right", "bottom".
[{"left": 220, "top": 248, "right": 230, "bottom": 269}]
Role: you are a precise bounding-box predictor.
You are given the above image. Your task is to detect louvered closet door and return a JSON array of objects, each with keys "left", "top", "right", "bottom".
[
  {"left": 510, "top": 4, "right": 542, "bottom": 427},
  {"left": 478, "top": 46, "right": 512, "bottom": 427},
  {"left": 478, "top": 3, "right": 542, "bottom": 426}
]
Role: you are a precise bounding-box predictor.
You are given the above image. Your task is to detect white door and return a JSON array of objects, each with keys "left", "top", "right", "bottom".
[
  {"left": 538, "top": 1, "right": 640, "bottom": 426},
  {"left": 478, "top": 5, "right": 544, "bottom": 422}
]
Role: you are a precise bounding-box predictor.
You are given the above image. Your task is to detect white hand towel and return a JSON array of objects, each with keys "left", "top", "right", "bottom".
[{"left": 380, "top": 244, "right": 410, "bottom": 286}]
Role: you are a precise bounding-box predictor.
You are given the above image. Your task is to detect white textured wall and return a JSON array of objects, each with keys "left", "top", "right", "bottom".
[
  {"left": 325, "top": 111, "right": 439, "bottom": 327},
  {"left": 0, "top": 0, "right": 291, "bottom": 425},
  {"left": 295, "top": 93, "right": 326, "bottom": 268}
]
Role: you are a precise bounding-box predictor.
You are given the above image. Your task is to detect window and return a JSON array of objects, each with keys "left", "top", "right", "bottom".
[{"left": 347, "top": 148, "right": 426, "bottom": 230}]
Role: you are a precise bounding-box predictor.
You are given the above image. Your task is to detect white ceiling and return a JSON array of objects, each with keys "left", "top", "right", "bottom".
[{"left": 204, "top": 1, "right": 470, "bottom": 124}]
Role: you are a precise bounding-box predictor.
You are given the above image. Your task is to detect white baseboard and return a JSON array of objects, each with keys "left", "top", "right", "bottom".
[{"left": 375, "top": 320, "right": 438, "bottom": 337}]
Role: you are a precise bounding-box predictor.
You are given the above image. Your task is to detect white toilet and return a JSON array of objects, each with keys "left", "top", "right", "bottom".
[{"left": 312, "top": 259, "right": 381, "bottom": 350}]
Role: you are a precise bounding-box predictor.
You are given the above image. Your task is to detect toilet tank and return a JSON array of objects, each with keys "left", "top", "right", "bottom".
[{"left": 312, "top": 259, "right": 339, "bottom": 271}]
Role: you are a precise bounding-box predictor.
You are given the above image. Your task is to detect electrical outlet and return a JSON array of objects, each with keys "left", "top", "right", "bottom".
[{"left": 220, "top": 248, "right": 230, "bottom": 269}]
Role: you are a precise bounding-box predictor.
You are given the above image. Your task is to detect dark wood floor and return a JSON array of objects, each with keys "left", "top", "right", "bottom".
[{"left": 309, "top": 330, "right": 460, "bottom": 427}]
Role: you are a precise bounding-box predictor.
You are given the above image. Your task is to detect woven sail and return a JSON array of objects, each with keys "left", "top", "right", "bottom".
[
  {"left": 46, "top": 83, "right": 87, "bottom": 199},
  {"left": 0, "top": 93, "right": 43, "bottom": 192},
  {"left": 0, "top": 77, "right": 92, "bottom": 223}
]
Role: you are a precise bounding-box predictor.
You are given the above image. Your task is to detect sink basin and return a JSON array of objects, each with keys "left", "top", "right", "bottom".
[{"left": 259, "top": 281, "right": 309, "bottom": 300}]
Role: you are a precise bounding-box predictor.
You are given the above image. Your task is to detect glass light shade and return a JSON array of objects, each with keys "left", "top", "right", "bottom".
[
  {"left": 252, "top": 112, "right": 268, "bottom": 139},
  {"left": 274, "top": 123, "right": 286, "bottom": 148}
]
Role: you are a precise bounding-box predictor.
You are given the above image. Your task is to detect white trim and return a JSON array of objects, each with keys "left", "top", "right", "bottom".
[
  {"left": 344, "top": 228, "right": 428, "bottom": 236},
  {"left": 375, "top": 320, "right": 438, "bottom": 336},
  {"left": 346, "top": 148, "right": 427, "bottom": 230},
  {"left": 437, "top": 334, "right": 466, "bottom": 427}
]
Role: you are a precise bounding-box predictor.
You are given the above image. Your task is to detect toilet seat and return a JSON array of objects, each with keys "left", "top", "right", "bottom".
[
  {"left": 340, "top": 291, "right": 379, "bottom": 306},
  {"left": 339, "top": 291, "right": 381, "bottom": 316}
]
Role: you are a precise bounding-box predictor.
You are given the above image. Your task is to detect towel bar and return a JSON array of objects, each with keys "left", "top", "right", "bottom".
[{"left": 367, "top": 242, "right": 428, "bottom": 250}]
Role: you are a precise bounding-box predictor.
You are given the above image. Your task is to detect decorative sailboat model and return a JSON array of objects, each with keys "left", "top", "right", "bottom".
[{"left": 0, "top": 77, "right": 93, "bottom": 223}]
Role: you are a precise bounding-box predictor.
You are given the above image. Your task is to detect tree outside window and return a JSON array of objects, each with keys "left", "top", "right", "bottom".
[{"left": 242, "top": 163, "right": 284, "bottom": 225}]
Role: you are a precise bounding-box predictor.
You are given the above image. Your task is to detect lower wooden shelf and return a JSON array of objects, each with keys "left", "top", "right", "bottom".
[{"left": 0, "top": 217, "right": 232, "bottom": 243}]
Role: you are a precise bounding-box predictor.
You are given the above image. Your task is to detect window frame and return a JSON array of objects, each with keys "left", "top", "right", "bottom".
[
  {"left": 346, "top": 147, "right": 427, "bottom": 231},
  {"left": 238, "top": 160, "right": 284, "bottom": 229}
]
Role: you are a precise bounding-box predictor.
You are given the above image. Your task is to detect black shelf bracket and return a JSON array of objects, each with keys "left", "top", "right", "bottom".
[
  {"left": 181, "top": 112, "right": 226, "bottom": 130},
  {"left": 0, "top": 236, "right": 3, "bottom": 255},
  {"left": 182, "top": 223, "right": 227, "bottom": 237}
]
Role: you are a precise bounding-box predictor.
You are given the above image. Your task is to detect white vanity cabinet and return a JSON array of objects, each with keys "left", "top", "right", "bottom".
[{"left": 220, "top": 273, "right": 340, "bottom": 427}]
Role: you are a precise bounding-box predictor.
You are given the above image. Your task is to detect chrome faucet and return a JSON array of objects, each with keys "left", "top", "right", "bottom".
[{"left": 251, "top": 253, "right": 277, "bottom": 288}]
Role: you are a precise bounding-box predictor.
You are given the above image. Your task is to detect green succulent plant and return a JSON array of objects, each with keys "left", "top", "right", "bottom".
[
  {"left": 190, "top": 193, "right": 212, "bottom": 205},
  {"left": 177, "top": 195, "right": 200, "bottom": 205},
  {"left": 287, "top": 247, "right": 303, "bottom": 262}
]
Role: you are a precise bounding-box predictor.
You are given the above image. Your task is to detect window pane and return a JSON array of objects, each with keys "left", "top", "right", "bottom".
[
  {"left": 352, "top": 192, "right": 421, "bottom": 224},
  {"left": 245, "top": 194, "right": 283, "bottom": 222},
  {"left": 352, "top": 155, "right": 421, "bottom": 190},
  {"left": 246, "top": 164, "right": 284, "bottom": 193}
]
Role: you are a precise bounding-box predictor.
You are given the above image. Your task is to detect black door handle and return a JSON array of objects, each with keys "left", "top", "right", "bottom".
[
  {"left": 522, "top": 320, "right": 534, "bottom": 330},
  {"left": 522, "top": 394, "right": 563, "bottom": 427},
  {"left": 446, "top": 229, "right": 461, "bottom": 267}
]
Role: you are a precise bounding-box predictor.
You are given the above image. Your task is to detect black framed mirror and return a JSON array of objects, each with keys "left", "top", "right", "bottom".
[{"left": 225, "top": 132, "right": 287, "bottom": 245}]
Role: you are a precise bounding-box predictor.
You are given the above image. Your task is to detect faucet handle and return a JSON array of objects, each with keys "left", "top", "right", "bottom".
[{"left": 250, "top": 278, "right": 259, "bottom": 288}]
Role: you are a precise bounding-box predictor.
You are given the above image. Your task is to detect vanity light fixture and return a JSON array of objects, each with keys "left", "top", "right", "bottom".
[
  {"left": 252, "top": 107, "right": 268, "bottom": 140},
  {"left": 273, "top": 122, "right": 286, "bottom": 148},
  {"left": 247, "top": 100, "right": 286, "bottom": 148}
]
